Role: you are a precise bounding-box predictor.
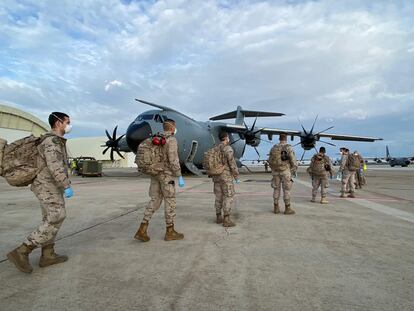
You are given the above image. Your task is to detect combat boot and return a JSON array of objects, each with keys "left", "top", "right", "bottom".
[
  {"left": 165, "top": 225, "right": 184, "bottom": 241},
  {"left": 134, "top": 222, "right": 150, "bottom": 242},
  {"left": 39, "top": 243, "right": 68, "bottom": 268},
  {"left": 347, "top": 192, "right": 356, "bottom": 198},
  {"left": 310, "top": 197, "right": 316, "bottom": 203},
  {"left": 274, "top": 203, "right": 280, "bottom": 214},
  {"left": 340, "top": 192, "right": 346, "bottom": 198},
  {"left": 216, "top": 213, "right": 223, "bottom": 224},
  {"left": 223, "top": 215, "right": 236, "bottom": 227},
  {"left": 320, "top": 197, "right": 329, "bottom": 204},
  {"left": 284, "top": 204, "right": 296, "bottom": 215},
  {"left": 7, "top": 243, "right": 36, "bottom": 273}
]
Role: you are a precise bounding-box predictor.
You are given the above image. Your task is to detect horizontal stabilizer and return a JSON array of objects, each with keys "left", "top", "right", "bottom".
[{"left": 210, "top": 110, "right": 284, "bottom": 121}]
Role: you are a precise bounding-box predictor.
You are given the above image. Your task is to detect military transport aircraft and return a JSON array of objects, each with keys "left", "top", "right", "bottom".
[
  {"left": 102, "top": 99, "right": 382, "bottom": 175},
  {"left": 373, "top": 146, "right": 413, "bottom": 167}
]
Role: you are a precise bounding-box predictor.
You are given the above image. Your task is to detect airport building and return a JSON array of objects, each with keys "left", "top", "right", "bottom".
[{"left": 0, "top": 103, "right": 134, "bottom": 168}]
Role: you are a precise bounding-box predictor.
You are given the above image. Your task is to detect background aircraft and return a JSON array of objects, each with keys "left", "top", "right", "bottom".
[
  {"left": 381, "top": 146, "right": 412, "bottom": 167},
  {"left": 102, "top": 99, "right": 382, "bottom": 175}
]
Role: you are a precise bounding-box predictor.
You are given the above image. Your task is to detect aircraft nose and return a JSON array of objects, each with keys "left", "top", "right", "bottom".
[{"left": 126, "top": 121, "right": 152, "bottom": 152}]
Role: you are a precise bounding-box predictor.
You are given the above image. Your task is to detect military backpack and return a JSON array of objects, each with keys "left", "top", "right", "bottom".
[
  {"left": 346, "top": 153, "right": 361, "bottom": 171},
  {"left": 0, "top": 135, "right": 46, "bottom": 187},
  {"left": 269, "top": 144, "right": 290, "bottom": 171},
  {"left": 310, "top": 154, "right": 328, "bottom": 176},
  {"left": 135, "top": 135, "right": 167, "bottom": 176},
  {"left": 203, "top": 144, "right": 225, "bottom": 176}
]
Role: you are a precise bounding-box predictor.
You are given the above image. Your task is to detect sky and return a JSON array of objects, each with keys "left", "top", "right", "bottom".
[{"left": 1, "top": 0, "right": 413, "bottom": 160}]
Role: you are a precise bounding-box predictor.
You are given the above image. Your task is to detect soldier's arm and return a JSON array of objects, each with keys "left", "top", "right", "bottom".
[
  {"left": 224, "top": 146, "right": 239, "bottom": 179},
  {"left": 327, "top": 156, "right": 334, "bottom": 176},
  {"left": 166, "top": 137, "right": 182, "bottom": 177},
  {"left": 340, "top": 155, "right": 347, "bottom": 171},
  {"left": 43, "top": 138, "right": 71, "bottom": 189},
  {"left": 289, "top": 147, "right": 298, "bottom": 172}
]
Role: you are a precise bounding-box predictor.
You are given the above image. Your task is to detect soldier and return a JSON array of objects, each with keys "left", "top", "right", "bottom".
[
  {"left": 134, "top": 119, "right": 185, "bottom": 242},
  {"left": 339, "top": 147, "right": 356, "bottom": 198},
  {"left": 308, "top": 147, "right": 334, "bottom": 204},
  {"left": 268, "top": 134, "right": 298, "bottom": 215},
  {"left": 7, "top": 112, "right": 74, "bottom": 274},
  {"left": 353, "top": 150, "right": 366, "bottom": 189},
  {"left": 212, "top": 132, "right": 240, "bottom": 227}
]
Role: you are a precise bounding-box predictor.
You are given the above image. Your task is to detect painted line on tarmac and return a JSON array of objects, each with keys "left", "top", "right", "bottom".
[{"left": 294, "top": 178, "right": 414, "bottom": 224}]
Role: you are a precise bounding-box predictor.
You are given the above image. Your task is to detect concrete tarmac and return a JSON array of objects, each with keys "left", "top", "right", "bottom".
[{"left": 1, "top": 167, "right": 413, "bottom": 311}]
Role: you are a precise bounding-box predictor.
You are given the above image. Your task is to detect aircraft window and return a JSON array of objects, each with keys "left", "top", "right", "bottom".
[
  {"left": 154, "top": 114, "right": 163, "bottom": 123},
  {"left": 136, "top": 114, "right": 154, "bottom": 121}
]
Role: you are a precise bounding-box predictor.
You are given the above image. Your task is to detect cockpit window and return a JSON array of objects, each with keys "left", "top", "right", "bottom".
[
  {"left": 136, "top": 114, "right": 154, "bottom": 121},
  {"left": 154, "top": 114, "right": 163, "bottom": 123}
]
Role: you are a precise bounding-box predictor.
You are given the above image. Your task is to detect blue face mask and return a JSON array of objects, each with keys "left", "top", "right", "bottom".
[{"left": 174, "top": 128, "right": 177, "bottom": 135}]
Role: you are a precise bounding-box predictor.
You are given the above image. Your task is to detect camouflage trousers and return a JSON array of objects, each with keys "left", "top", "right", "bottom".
[
  {"left": 142, "top": 174, "right": 176, "bottom": 226},
  {"left": 213, "top": 175, "right": 235, "bottom": 216},
  {"left": 341, "top": 171, "right": 356, "bottom": 194},
  {"left": 26, "top": 184, "right": 66, "bottom": 247},
  {"left": 312, "top": 175, "right": 328, "bottom": 199},
  {"left": 272, "top": 171, "right": 293, "bottom": 205}
]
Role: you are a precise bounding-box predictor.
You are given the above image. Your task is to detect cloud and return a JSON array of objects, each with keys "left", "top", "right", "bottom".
[
  {"left": 104, "top": 80, "right": 124, "bottom": 92},
  {"left": 0, "top": 0, "right": 413, "bottom": 156}
]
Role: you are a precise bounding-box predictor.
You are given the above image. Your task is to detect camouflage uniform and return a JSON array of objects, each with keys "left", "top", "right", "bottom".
[
  {"left": 26, "top": 133, "right": 70, "bottom": 247},
  {"left": 142, "top": 132, "right": 181, "bottom": 226},
  {"left": 212, "top": 142, "right": 239, "bottom": 217},
  {"left": 269, "top": 142, "right": 298, "bottom": 207},
  {"left": 355, "top": 154, "right": 366, "bottom": 189},
  {"left": 308, "top": 153, "right": 333, "bottom": 201},
  {"left": 340, "top": 154, "right": 356, "bottom": 195}
]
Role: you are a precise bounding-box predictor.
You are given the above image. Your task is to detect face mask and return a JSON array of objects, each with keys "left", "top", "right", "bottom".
[
  {"left": 64, "top": 124, "right": 72, "bottom": 134},
  {"left": 174, "top": 128, "right": 177, "bottom": 135}
]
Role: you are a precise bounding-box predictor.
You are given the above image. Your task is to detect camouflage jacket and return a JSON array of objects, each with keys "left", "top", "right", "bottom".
[
  {"left": 308, "top": 153, "right": 334, "bottom": 177},
  {"left": 162, "top": 132, "right": 182, "bottom": 177},
  {"left": 340, "top": 154, "right": 349, "bottom": 172},
  {"left": 32, "top": 132, "right": 70, "bottom": 191},
  {"left": 220, "top": 142, "right": 239, "bottom": 179}
]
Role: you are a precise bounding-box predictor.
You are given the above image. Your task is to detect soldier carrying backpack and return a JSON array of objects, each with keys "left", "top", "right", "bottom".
[
  {"left": 339, "top": 147, "right": 356, "bottom": 198},
  {"left": 134, "top": 119, "right": 186, "bottom": 243},
  {"left": 268, "top": 134, "right": 298, "bottom": 215},
  {"left": 203, "top": 132, "right": 240, "bottom": 227},
  {"left": 308, "top": 147, "right": 334, "bottom": 204},
  {"left": 5, "top": 112, "right": 74, "bottom": 274}
]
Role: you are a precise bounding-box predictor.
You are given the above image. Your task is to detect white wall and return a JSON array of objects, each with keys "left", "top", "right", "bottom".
[{"left": 0, "top": 128, "right": 33, "bottom": 143}]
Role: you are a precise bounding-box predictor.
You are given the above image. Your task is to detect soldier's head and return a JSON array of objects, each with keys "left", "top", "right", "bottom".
[
  {"left": 163, "top": 119, "right": 176, "bottom": 135},
  {"left": 219, "top": 131, "right": 230, "bottom": 144},
  {"left": 340, "top": 147, "right": 349, "bottom": 154},
  {"left": 319, "top": 147, "right": 326, "bottom": 154},
  {"left": 49, "top": 112, "right": 71, "bottom": 136},
  {"left": 279, "top": 134, "right": 287, "bottom": 142}
]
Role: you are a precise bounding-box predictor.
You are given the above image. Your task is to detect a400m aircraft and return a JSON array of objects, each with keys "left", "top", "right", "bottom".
[{"left": 102, "top": 99, "right": 382, "bottom": 175}]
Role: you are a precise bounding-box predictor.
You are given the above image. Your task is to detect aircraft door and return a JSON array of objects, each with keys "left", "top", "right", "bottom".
[{"left": 186, "top": 140, "right": 198, "bottom": 163}]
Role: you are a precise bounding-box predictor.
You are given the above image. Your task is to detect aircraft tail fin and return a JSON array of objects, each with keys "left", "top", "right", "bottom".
[
  {"left": 209, "top": 107, "right": 284, "bottom": 126},
  {"left": 386, "top": 145, "right": 390, "bottom": 160}
]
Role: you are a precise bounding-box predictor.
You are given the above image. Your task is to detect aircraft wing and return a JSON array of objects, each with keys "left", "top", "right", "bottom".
[
  {"left": 222, "top": 125, "right": 382, "bottom": 142},
  {"left": 316, "top": 132, "right": 382, "bottom": 142}
]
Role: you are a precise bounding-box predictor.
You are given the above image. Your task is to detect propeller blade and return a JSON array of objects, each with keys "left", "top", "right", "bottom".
[
  {"left": 112, "top": 125, "right": 118, "bottom": 141},
  {"left": 310, "top": 115, "right": 318, "bottom": 133},
  {"left": 251, "top": 115, "right": 258, "bottom": 131},
  {"left": 315, "top": 126, "right": 334, "bottom": 136},
  {"left": 293, "top": 142, "right": 302, "bottom": 147},
  {"left": 102, "top": 147, "right": 110, "bottom": 155},
  {"left": 116, "top": 150, "right": 125, "bottom": 159},
  {"left": 230, "top": 138, "right": 243, "bottom": 145},
  {"left": 254, "top": 146, "right": 260, "bottom": 158},
  {"left": 300, "top": 149, "right": 306, "bottom": 162},
  {"left": 115, "top": 134, "right": 125, "bottom": 143},
  {"left": 110, "top": 149, "right": 114, "bottom": 162},
  {"left": 252, "top": 128, "right": 265, "bottom": 135},
  {"left": 298, "top": 118, "right": 307, "bottom": 135},
  {"left": 319, "top": 140, "right": 336, "bottom": 147},
  {"left": 105, "top": 130, "right": 112, "bottom": 141},
  {"left": 243, "top": 121, "right": 249, "bottom": 130},
  {"left": 242, "top": 143, "right": 246, "bottom": 156}
]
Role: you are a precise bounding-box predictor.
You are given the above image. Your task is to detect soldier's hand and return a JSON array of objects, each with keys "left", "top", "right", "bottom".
[
  {"left": 64, "top": 187, "right": 74, "bottom": 199},
  {"left": 178, "top": 176, "right": 185, "bottom": 188}
]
